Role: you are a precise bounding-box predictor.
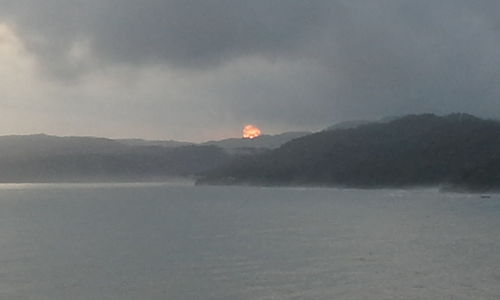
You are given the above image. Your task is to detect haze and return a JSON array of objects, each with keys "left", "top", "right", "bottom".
[{"left": 1, "top": 1, "right": 500, "bottom": 141}]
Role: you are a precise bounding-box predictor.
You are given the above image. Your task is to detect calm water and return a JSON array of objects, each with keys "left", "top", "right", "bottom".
[{"left": 0, "top": 184, "right": 499, "bottom": 299}]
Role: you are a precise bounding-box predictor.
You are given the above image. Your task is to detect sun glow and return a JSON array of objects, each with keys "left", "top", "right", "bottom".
[{"left": 242, "top": 125, "right": 262, "bottom": 139}]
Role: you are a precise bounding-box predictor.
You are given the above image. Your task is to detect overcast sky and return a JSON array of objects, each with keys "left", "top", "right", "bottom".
[{"left": 0, "top": 1, "right": 499, "bottom": 141}]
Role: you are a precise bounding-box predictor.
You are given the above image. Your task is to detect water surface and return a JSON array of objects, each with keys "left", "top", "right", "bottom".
[{"left": 0, "top": 184, "right": 499, "bottom": 299}]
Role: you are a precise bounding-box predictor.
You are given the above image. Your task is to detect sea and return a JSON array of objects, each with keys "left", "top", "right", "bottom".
[{"left": 0, "top": 183, "right": 499, "bottom": 299}]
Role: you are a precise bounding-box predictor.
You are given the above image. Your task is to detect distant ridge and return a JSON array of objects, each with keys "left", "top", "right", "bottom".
[
  {"left": 325, "top": 120, "right": 371, "bottom": 131},
  {"left": 0, "top": 130, "right": 312, "bottom": 182},
  {"left": 117, "top": 138, "right": 193, "bottom": 148},
  {"left": 119, "top": 131, "right": 312, "bottom": 153},
  {"left": 324, "top": 116, "right": 405, "bottom": 132},
  {"left": 0, "top": 134, "right": 229, "bottom": 182},
  {"left": 197, "top": 113, "right": 500, "bottom": 191},
  {"left": 203, "top": 131, "right": 311, "bottom": 154},
  {"left": 0, "top": 134, "right": 125, "bottom": 158}
]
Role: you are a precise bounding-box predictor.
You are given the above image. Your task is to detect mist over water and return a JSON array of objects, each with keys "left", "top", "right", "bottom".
[{"left": 0, "top": 184, "right": 499, "bottom": 299}]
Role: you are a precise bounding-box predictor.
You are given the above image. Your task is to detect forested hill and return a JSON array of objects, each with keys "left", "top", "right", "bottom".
[
  {"left": 197, "top": 114, "right": 500, "bottom": 191},
  {"left": 0, "top": 131, "right": 309, "bottom": 182}
]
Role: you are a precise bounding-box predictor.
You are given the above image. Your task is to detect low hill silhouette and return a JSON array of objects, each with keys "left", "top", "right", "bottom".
[{"left": 0, "top": 135, "right": 229, "bottom": 182}]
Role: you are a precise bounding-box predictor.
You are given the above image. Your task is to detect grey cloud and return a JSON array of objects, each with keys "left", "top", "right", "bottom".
[
  {"left": 1, "top": 0, "right": 329, "bottom": 75},
  {"left": 2, "top": 0, "right": 500, "bottom": 138}
]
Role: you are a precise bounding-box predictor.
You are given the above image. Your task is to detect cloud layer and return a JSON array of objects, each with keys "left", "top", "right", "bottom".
[{"left": 1, "top": 1, "right": 500, "bottom": 140}]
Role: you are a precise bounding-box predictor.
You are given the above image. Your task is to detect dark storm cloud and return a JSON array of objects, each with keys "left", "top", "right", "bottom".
[
  {"left": 1, "top": 0, "right": 329, "bottom": 74},
  {"left": 2, "top": 0, "right": 500, "bottom": 132}
]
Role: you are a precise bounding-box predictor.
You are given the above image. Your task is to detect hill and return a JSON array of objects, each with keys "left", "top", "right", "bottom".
[
  {"left": 0, "top": 130, "right": 311, "bottom": 182},
  {"left": 116, "top": 138, "right": 193, "bottom": 148},
  {"left": 324, "top": 120, "right": 371, "bottom": 131},
  {"left": 117, "top": 131, "right": 311, "bottom": 154},
  {"left": 0, "top": 135, "right": 230, "bottom": 182},
  {"left": 203, "top": 131, "right": 311, "bottom": 154},
  {"left": 197, "top": 114, "right": 500, "bottom": 191},
  {"left": 0, "top": 134, "right": 125, "bottom": 158}
]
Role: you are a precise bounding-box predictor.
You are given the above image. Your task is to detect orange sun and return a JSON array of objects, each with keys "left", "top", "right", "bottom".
[{"left": 242, "top": 125, "right": 262, "bottom": 139}]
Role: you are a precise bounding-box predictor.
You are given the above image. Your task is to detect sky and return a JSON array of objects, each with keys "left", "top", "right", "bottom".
[{"left": 1, "top": 1, "right": 500, "bottom": 142}]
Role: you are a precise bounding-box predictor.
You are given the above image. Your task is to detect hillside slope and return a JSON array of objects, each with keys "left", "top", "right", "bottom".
[
  {"left": 0, "top": 135, "right": 230, "bottom": 182},
  {"left": 203, "top": 131, "right": 310, "bottom": 152},
  {"left": 197, "top": 114, "right": 500, "bottom": 191}
]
